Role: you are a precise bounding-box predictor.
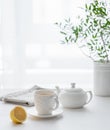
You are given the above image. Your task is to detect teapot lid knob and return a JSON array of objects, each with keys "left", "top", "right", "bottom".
[{"left": 71, "top": 83, "right": 76, "bottom": 88}]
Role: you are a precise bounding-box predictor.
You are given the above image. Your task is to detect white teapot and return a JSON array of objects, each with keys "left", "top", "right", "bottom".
[{"left": 59, "top": 83, "right": 93, "bottom": 108}]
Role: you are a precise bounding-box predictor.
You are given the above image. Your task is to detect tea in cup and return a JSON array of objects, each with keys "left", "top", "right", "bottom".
[{"left": 34, "top": 89, "right": 59, "bottom": 115}]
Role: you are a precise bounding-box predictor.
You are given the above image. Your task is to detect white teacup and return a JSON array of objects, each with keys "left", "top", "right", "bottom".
[{"left": 34, "top": 89, "right": 59, "bottom": 115}]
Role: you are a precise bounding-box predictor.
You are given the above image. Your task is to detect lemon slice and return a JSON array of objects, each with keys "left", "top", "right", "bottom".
[{"left": 10, "top": 106, "right": 27, "bottom": 124}]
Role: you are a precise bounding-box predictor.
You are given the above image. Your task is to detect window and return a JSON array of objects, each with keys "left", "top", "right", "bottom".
[
  {"left": 33, "top": 0, "right": 87, "bottom": 23},
  {"left": 0, "top": 0, "right": 93, "bottom": 89}
]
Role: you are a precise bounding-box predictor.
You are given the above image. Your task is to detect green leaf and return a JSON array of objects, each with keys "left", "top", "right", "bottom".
[
  {"left": 87, "top": 43, "right": 91, "bottom": 46},
  {"left": 60, "top": 31, "right": 67, "bottom": 35},
  {"left": 85, "top": 4, "right": 88, "bottom": 9},
  {"left": 65, "top": 37, "right": 69, "bottom": 43},
  {"left": 101, "top": 46, "right": 103, "bottom": 50}
]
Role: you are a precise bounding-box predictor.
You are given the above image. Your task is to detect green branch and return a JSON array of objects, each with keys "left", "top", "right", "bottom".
[{"left": 99, "top": 20, "right": 109, "bottom": 62}]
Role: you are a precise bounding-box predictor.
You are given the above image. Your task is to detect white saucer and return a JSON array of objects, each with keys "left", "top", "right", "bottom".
[{"left": 28, "top": 107, "right": 63, "bottom": 118}]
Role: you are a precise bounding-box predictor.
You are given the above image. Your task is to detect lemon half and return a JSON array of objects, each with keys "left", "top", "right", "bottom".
[{"left": 10, "top": 106, "right": 27, "bottom": 124}]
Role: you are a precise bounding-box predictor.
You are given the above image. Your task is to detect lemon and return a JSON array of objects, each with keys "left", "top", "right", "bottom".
[{"left": 10, "top": 106, "right": 27, "bottom": 124}]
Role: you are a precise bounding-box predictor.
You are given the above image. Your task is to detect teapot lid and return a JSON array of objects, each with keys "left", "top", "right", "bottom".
[
  {"left": 65, "top": 88, "right": 83, "bottom": 93},
  {"left": 65, "top": 83, "right": 84, "bottom": 93}
]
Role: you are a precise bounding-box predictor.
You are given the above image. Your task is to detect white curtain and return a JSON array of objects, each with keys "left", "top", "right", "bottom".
[
  {"left": 1, "top": 0, "right": 31, "bottom": 89},
  {"left": 0, "top": 0, "right": 93, "bottom": 89}
]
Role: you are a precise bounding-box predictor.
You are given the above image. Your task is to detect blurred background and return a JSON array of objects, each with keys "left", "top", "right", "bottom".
[{"left": 0, "top": 0, "right": 93, "bottom": 89}]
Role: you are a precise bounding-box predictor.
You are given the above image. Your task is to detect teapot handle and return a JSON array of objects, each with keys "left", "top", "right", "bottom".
[{"left": 85, "top": 91, "right": 93, "bottom": 104}]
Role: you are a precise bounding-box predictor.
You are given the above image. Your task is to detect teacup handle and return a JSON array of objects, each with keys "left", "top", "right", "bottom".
[
  {"left": 85, "top": 91, "right": 93, "bottom": 104},
  {"left": 52, "top": 95, "right": 59, "bottom": 110}
]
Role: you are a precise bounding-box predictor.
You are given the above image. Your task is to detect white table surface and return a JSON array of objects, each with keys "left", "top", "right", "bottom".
[{"left": 0, "top": 95, "right": 110, "bottom": 130}]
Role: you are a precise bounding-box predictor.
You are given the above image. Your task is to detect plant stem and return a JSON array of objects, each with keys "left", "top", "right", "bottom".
[
  {"left": 99, "top": 21, "right": 109, "bottom": 62},
  {"left": 100, "top": 33, "right": 109, "bottom": 62},
  {"left": 77, "top": 44, "right": 95, "bottom": 61}
]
